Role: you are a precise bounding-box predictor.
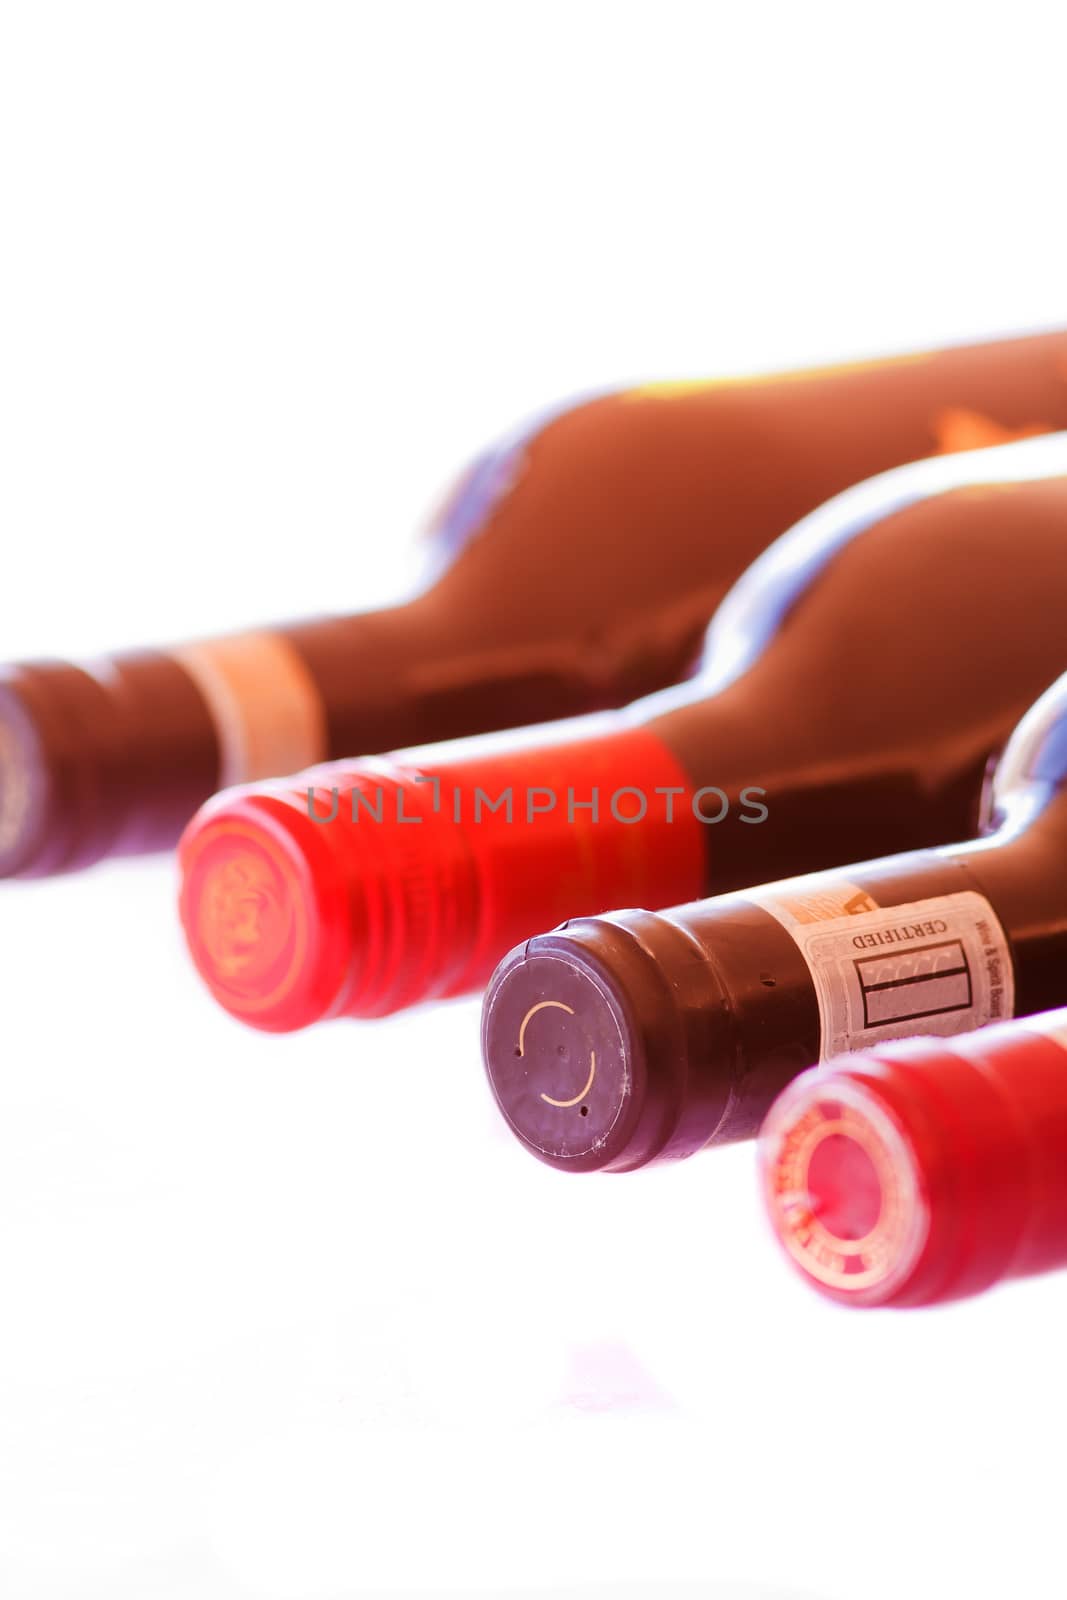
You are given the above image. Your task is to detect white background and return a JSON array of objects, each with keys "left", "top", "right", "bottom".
[{"left": 2, "top": 4, "right": 1066, "bottom": 1597}]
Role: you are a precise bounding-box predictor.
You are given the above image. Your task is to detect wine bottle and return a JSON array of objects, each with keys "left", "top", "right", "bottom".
[
  {"left": 760, "top": 1007, "right": 1067, "bottom": 1308},
  {"left": 5, "top": 330, "right": 1067, "bottom": 878},
  {"left": 481, "top": 668, "right": 1067, "bottom": 1173},
  {"left": 180, "top": 432, "right": 1067, "bottom": 1032}
]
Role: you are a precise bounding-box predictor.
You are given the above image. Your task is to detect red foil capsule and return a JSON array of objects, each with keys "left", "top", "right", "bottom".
[
  {"left": 178, "top": 725, "right": 704, "bottom": 1030},
  {"left": 758, "top": 1010, "right": 1067, "bottom": 1307}
]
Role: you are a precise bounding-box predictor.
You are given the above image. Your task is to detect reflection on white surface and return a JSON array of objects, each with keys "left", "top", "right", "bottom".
[
  {"left": 212, "top": 1586, "right": 834, "bottom": 1600},
  {"left": 1, "top": 860, "right": 1066, "bottom": 1599},
  {"left": 557, "top": 1339, "right": 677, "bottom": 1414}
]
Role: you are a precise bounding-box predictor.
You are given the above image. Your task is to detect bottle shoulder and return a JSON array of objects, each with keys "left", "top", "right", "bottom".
[{"left": 695, "top": 431, "right": 1067, "bottom": 697}]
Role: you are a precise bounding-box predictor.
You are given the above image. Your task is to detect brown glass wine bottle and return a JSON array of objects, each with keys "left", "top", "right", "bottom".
[
  {"left": 5, "top": 329, "right": 1067, "bottom": 877},
  {"left": 180, "top": 432, "right": 1067, "bottom": 1032},
  {"left": 482, "top": 670, "right": 1067, "bottom": 1173}
]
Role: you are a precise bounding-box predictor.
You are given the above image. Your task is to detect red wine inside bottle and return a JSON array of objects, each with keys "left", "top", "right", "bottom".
[
  {"left": 179, "top": 432, "right": 1067, "bottom": 1032},
  {"left": 482, "top": 670, "right": 1067, "bottom": 1173},
  {"left": 5, "top": 330, "right": 1067, "bottom": 878},
  {"left": 760, "top": 1006, "right": 1067, "bottom": 1308}
]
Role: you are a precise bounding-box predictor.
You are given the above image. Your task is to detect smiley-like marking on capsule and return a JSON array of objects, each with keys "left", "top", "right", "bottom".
[{"left": 516, "top": 1000, "right": 598, "bottom": 1108}]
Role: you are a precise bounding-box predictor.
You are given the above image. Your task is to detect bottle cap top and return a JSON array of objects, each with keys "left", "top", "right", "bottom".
[
  {"left": 178, "top": 791, "right": 352, "bottom": 1032},
  {"left": 482, "top": 912, "right": 718, "bottom": 1173},
  {"left": 481, "top": 945, "right": 639, "bottom": 1168},
  {"left": 0, "top": 656, "right": 220, "bottom": 876},
  {"left": 759, "top": 1067, "right": 932, "bottom": 1306},
  {"left": 0, "top": 673, "right": 54, "bottom": 876}
]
